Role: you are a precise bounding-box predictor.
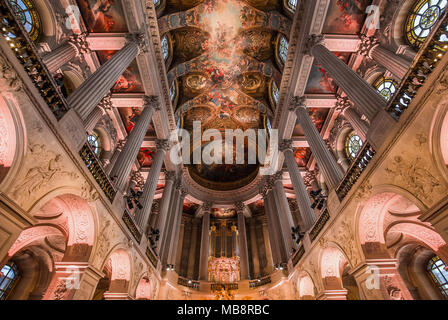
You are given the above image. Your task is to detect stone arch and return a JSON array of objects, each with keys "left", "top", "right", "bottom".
[
  {"left": 335, "top": 125, "right": 355, "bottom": 171},
  {"left": 135, "top": 272, "right": 157, "bottom": 300},
  {"left": 297, "top": 273, "right": 316, "bottom": 300},
  {"left": 0, "top": 92, "right": 27, "bottom": 189},
  {"left": 33, "top": 0, "right": 60, "bottom": 45},
  {"left": 390, "top": 0, "right": 420, "bottom": 54},
  {"left": 429, "top": 101, "right": 448, "bottom": 184}
]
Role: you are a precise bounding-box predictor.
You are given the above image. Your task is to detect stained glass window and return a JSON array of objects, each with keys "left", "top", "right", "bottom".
[
  {"left": 0, "top": 263, "right": 19, "bottom": 300},
  {"left": 154, "top": 0, "right": 161, "bottom": 7},
  {"left": 170, "top": 82, "right": 176, "bottom": 103},
  {"left": 271, "top": 81, "right": 279, "bottom": 105},
  {"left": 161, "top": 35, "right": 169, "bottom": 61},
  {"left": 287, "top": 0, "right": 297, "bottom": 11},
  {"left": 375, "top": 77, "right": 398, "bottom": 102},
  {"left": 7, "top": 0, "right": 40, "bottom": 41},
  {"left": 279, "top": 36, "right": 289, "bottom": 64},
  {"left": 345, "top": 132, "right": 363, "bottom": 159},
  {"left": 88, "top": 132, "right": 101, "bottom": 156},
  {"left": 406, "top": 0, "right": 448, "bottom": 48},
  {"left": 427, "top": 255, "right": 448, "bottom": 298}
]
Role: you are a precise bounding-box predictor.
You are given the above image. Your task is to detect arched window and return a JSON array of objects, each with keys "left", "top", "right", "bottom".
[
  {"left": 287, "top": 0, "right": 298, "bottom": 11},
  {"left": 345, "top": 132, "right": 363, "bottom": 159},
  {"left": 88, "top": 132, "right": 101, "bottom": 156},
  {"left": 0, "top": 262, "right": 20, "bottom": 300},
  {"left": 169, "top": 82, "right": 176, "bottom": 103},
  {"left": 161, "top": 35, "right": 169, "bottom": 61},
  {"left": 154, "top": 0, "right": 161, "bottom": 7},
  {"left": 406, "top": 0, "right": 448, "bottom": 48},
  {"left": 375, "top": 77, "right": 398, "bottom": 102},
  {"left": 7, "top": 0, "right": 41, "bottom": 41},
  {"left": 427, "top": 255, "right": 448, "bottom": 298},
  {"left": 279, "top": 36, "right": 289, "bottom": 64},
  {"left": 271, "top": 81, "right": 279, "bottom": 106}
]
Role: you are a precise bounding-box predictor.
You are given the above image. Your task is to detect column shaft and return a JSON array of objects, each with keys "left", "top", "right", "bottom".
[
  {"left": 295, "top": 106, "right": 344, "bottom": 190},
  {"left": 371, "top": 45, "right": 410, "bottom": 79},
  {"left": 284, "top": 149, "right": 316, "bottom": 229},
  {"left": 42, "top": 42, "right": 78, "bottom": 74},
  {"left": 68, "top": 41, "right": 139, "bottom": 120},
  {"left": 266, "top": 191, "right": 288, "bottom": 263},
  {"left": 237, "top": 212, "right": 250, "bottom": 280},
  {"left": 312, "top": 44, "right": 387, "bottom": 121},
  {"left": 110, "top": 106, "right": 156, "bottom": 191},
  {"left": 199, "top": 211, "right": 211, "bottom": 280},
  {"left": 134, "top": 146, "right": 167, "bottom": 228},
  {"left": 272, "top": 179, "right": 296, "bottom": 256}
]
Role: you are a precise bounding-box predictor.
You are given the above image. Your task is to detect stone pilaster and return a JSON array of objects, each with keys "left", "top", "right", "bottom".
[
  {"left": 235, "top": 201, "right": 250, "bottom": 280},
  {"left": 199, "top": 201, "right": 213, "bottom": 280}
]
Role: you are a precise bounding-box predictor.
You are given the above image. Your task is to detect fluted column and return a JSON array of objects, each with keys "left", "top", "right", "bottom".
[
  {"left": 106, "top": 140, "right": 125, "bottom": 174},
  {"left": 42, "top": 33, "right": 90, "bottom": 74},
  {"left": 156, "top": 172, "right": 176, "bottom": 257},
  {"left": 67, "top": 33, "right": 145, "bottom": 121},
  {"left": 167, "top": 188, "right": 188, "bottom": 266},
  {"left": 84, "top": 94, "right": 113, "bottom": 133},
  {"left": 235, "top": 201, "right": 250, "bottom": 280},
  {"left": 308, "top": 34, "right": 387, "bottom": 122},
  {"left": 291, "top": 98, "right": 344, "bottom": 190},
  {"left": 358, "top": 35, "right": 411, "bottom": 80},
  {"left": 271, "top": 173, "right": 297, "bottom": 256},
  {"left": 134, "top": 139, "right": 170, "bottom": 228},
  {"left": 335, "top": 96, "right": 368, "bottom": 141},
  {"left": 160, "top": 180, "right": 181, "bottom": 265},
  {"left": 199, "top": 202, "right": 212, "bottom": 280},
  {"left": 280, "top": 140, "right": 316, "bottom": 230},
  {"left": 110, "top": 96, "right": 160, "bottom": 191}
]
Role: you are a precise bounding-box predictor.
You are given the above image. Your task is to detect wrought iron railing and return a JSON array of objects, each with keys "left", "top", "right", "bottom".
[
  {"left": 249, "top": 276, "right": 272, "bottom": 289},
  {"left": 122, "top": 209, "right": 142, "bottom": 243},
  {"left": 177, "top": 277, "right": 200, "bottom": 290},
  {"left": 387, "top": 11, "right": 448, "bottom": 120},
  {"left": 292, "top": 242, "right": 305, "bottom": 267},
  {"left": 0, "top": 2, "right": 69, "bottom": 119},
  {"left": 79, "top": 143, "right": 116, "bottom": 201},
  {"left": 336, "top": 143, "right": 376, "bottom": 200},
  {"left": 145, "top": 247, "right": 159, "bottom": 269},
  {"left": 309, "top": 209, "right": 330, "bottom": 242}
]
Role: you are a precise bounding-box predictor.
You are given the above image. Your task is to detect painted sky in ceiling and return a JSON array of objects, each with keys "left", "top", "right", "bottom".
[
  {"left": 76, "top": 0, "right": 128, "bottom": 33},
  {"left": 322, "top": 0, "right": 370, "bottom": 34}
]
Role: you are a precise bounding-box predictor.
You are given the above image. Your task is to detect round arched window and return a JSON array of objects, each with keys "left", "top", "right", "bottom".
[
  {"left": 88, "top": 132, "right": 101, "bottom": 156},
  {"left": 161, "top": 35, "right": 169, "bottom": 61},
  {"left": 287, "top": 0, "right": 297, "bottom": 12},
  {"left": 375, "top": 77, "right": 398, "bottom": 102},
  {"left": 345, "top": 132, "right": 363, "bottom": 159},
  {"left": 7, "top": 0, "right": 41, "bottom": 42},
  {"left": 426, "top": 255, "right": 448, "bottom": 298},
  {"left": 0, "top": 262, "right": 20, "bottom": 300},
  {"left": 169, "top": 82, "right": 176, "bottom": 103},
  {"left": 279, "top": 36, "right": 289, "bottom": 64},
  {"left": 154, "top": 0, "right": 161, "bottom": 7},
  {"left": 406, "top": 0, "right": 448, "bottom": 48},
  {"left": 271, "top": 81, "right": 279, "bottom": 106}
]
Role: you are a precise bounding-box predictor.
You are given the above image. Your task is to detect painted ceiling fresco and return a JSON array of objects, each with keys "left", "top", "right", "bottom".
[
  {"left": 183, "top": 200, "right": 200, "bottom": 215},
  {"left": 294, "top": 147, "right": 311, "bottom": 167},
  {"left": 97, "top": 51, "right": 144, "bottom": 93},
  {"left": 118, "top": 107, "right": 156, "bottom": 135},
  {"left": 248, "top": 199, "right": 265, "bottom": 215},
  {"left": 76, "top": 0, "right": 128, "bottom": 33},
  {"left": 137, "top": 147, "right": 155, "bottom": 168},
  {"left": 305, "top": 52, "right": 351, "bottom": 94},
  {"left": 322, "top": 0, "right": 370, "bottom": 34},
  {"left": 162, "top": 0, "right": 288, "bottom": 191}
]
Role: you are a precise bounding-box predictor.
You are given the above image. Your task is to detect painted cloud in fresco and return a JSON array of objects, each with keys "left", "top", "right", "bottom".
[
  {"left": 323, "top": 0, "right": 370, "bottom": 34},
  {"left": 76, "top": 0, "right": 128, "bottom": 33}
]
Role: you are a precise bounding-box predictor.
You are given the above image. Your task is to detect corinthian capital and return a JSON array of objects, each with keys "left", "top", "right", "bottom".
[
  {"left": 235, "top": 201, "right": 245, "bottom": 214},
  {"left": 69, "top": 32, "right": 91, "bottom": 55},
  {"left": 335, "top": 95, "right": 352, "bottom": 113},
  {"left": 304, "top": 34, "right": 325, "bottom": 55},
  {"left": 126, "top": 32, "right": 147, "bottom": 53},
  {"left": 279, "top": 139, "right": 293, "bottom": 152},
  {"left": 357, "top": 34, "right": 379, "bottom": 58},
  {"left": 155, "top": 139, "right": 170, "bottom": 151},
  {"left": 289, "top": 96, "right": 307, "bottom": 112},
  {"left": 202, "top": 201, "right": 213, "bottom": 214},
  {"left": 143, "top": 95, "right": 161, "bottom": 111}
]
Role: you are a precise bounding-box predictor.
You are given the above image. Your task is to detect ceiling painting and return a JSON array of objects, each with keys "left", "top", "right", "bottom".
[
  {"left": 294, "top": 147, "right": 311, "bottom": 167},
  {"left": 137, "top": 148, "right": 155, "bottom": 168},
  {"left": 248, "top": 199, "right": 265, "bottom": 215},
  {"left": 118, "top": 107, "right": 156, "bottom": 135},
  {"left": 76, "top": 0, "right": 128, "bottom": 33},
  {"left": 97, "top": 51, "right": 144, "bottom": 93},
  {"left": 322, "top": 0, "right": 370, "bottom": 34},
  {"left": 305, "top": 52, "right": 351, "bottom": 94},
  {"left": 183, "top": 200, "right": 200, "bottom": 215}
]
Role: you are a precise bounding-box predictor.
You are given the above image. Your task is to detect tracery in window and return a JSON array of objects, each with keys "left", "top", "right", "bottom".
[
  {"left": 427, "top": 255, "right": 448, "bottom": 298},
  {"left": 406, "top": 0, "right": 448, "bottom": 48},
  {"left": 279, "top": 36, "right": 289, "bottom": 64},
  {"left": 0, "top": 262, "right": 19, "bottom": 300},
  {"left": 7, "top": 0, "right": 40, "bottom": 41},
  {"left": 88, "top": 132, "right": 101, "bottom": 156},
  {"left": 345, "top": 132, "right": 363, "bottom": 160},
  {"left": 375, "top": 77, "right": 398, "bottom": 102}
]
